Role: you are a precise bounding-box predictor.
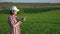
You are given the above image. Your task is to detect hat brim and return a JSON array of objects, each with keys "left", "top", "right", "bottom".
[
  {"left": 16, "top": 9, "right": 19, "bottom": 12},
  {"left": 10, "top": 8, "right": 19, "bottom": 12}
]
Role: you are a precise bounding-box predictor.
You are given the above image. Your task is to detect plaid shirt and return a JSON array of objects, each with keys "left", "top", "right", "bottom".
[{"left": 8, "top": 15, "right": 20, "bottom": 34}]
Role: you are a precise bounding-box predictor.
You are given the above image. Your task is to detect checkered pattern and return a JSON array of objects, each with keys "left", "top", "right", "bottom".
[{"left": 8, "top": 15, "right": 20, "bottom": 34}]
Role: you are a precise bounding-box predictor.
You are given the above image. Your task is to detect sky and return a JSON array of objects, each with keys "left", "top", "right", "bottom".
[{"left": 0, "top": 0, "right": 60, "bottom": 3}]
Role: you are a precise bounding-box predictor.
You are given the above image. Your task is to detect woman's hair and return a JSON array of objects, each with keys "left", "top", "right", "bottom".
[{"left": 10, "top": 11, "right": 14, "bottom": 15}]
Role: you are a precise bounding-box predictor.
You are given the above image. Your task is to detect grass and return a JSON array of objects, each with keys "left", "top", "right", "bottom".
[{"left": 0, "top": 6, "right": 60, "bottom": 34}]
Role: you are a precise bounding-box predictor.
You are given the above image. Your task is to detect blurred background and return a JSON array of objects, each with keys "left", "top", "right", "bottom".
[{"left": 0, "top": 0, "right": 60, "bottom": 34}]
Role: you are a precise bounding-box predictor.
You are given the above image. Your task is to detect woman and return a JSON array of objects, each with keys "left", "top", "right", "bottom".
[{"left": 8, "top": 6, "right": 26, "bottom": 34}]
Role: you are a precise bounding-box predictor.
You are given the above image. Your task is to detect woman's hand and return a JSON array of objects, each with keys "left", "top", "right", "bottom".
[{"left": 19, "top": 16, "right": 26, "bottom": 22}]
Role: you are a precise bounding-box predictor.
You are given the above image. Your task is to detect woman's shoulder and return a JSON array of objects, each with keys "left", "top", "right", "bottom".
[{"left": 8, "top": 15, "right": 13, "bottom": 19}]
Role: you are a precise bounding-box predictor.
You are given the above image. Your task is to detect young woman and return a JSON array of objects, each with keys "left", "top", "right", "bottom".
[{"left": 8, "top": 6, "right": 26, "bottom": 34}]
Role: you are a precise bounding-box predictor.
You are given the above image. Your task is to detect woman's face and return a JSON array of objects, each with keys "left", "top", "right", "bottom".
[{"left": 12, "top": 10, "right": 18, "bottom": 15}]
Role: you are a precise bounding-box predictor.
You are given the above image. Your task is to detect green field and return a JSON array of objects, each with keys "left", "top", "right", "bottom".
[{"left": 0, "top": 6, "right": 60, "bottom": 34}]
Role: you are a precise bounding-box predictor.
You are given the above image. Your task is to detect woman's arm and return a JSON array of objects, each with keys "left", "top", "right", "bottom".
[
  {"left": 13, "top": 21, "right": 21, "bottom": 28},
  {"left": 14, "top": 16, "right": 26, "bottom": 28},
  {"left": 8, "top": 17, "right": 21, "bottom": 28},
  {"left": 8, "top": 16, "right": 26, "bottom": 28}
]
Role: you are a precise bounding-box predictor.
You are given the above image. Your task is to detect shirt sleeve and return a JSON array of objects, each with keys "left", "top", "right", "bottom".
[
  {"left": 8, "top": 17, "right": 15, "bottom": 27},
  {"left": 16, "top": 16, "right": 19, "bottom": 22}
]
